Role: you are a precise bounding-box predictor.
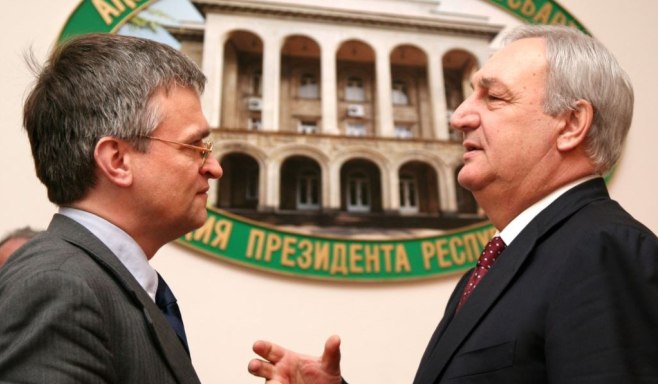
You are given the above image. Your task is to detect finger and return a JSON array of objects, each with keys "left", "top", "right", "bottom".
[
  {"left": 247, "top": 358, "right": 274, "bottom": 379},
  {"left": 321, "top": 335, "right": 342, "bottom": 375},
  {"left": 252, "top": 340, "right": 286, "bottom": 363}
]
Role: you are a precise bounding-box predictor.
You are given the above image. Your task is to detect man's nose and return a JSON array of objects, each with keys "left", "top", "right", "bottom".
[
  {"left": 202, "top": 155, "right": 223, "bottom": 179},
  {"left": 449, "top": 97, "right": 479, "bottom": 133}
]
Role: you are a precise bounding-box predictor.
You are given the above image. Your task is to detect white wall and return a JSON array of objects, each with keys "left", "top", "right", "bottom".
[{"left": 1, "top": 1, "right": 657, "bottom": 383}]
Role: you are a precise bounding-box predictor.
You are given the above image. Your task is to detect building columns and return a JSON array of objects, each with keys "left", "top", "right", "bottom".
[
  {"left": 428, "top": 51, "right": 449, "bottom": 140},
  {"left": 327, "top": 162, "right": 342, "bottom": 211},
  {"left": 202, "top": 15, "right": 227, "bottom": 128},
  {"left": 374, "top": 45, "right": 394, "bottom": 137},
  {"left": 262, "top": 159, "right": 280, "bottom": 211},
  {"left": 439, "top": 163, "right": 459, "bottom": 214},
  {"left": 261, "top": 35, "right": 282, "bottom": 131},
  {"left": 320, "top": 41, "right": 339, "bottom": 135},
  {"left": 387, "top": 171, "right": 400, "bottom": 212}
]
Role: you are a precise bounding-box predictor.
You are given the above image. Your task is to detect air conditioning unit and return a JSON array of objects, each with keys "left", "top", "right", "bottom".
[
  {"left": 247, "top": 97, "right": 262, "bottom": 111},
  {"left": 346, "top": 104, "right": 365, "bottom": 117}
]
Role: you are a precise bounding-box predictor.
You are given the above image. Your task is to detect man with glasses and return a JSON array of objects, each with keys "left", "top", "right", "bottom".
[{"left": 0, "top": 33, "right": 222, "bottom": 383}]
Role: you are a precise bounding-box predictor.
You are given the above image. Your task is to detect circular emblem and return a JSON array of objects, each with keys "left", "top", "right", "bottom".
[{"left": 60, "top": 0, "right": 587, "bottom": 282}]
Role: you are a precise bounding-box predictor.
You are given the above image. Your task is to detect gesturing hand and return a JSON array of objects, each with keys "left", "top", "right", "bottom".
[{"left": 248, "top": 335, "right": 344, "bottom": 384}]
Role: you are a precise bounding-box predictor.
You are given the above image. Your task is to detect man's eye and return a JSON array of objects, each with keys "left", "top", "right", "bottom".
[{"left": 486, "top": 94, "right": 503, "bottom": 102}]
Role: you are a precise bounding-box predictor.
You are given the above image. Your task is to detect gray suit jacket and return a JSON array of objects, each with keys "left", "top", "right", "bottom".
[
  {"left": 0, "top": 214, "right": 201, "bottom": 383},
  {"left": 413, "top": 178, "right": 658, "bottom": 383}
]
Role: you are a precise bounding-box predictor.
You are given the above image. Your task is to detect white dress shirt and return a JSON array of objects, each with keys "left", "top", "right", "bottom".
[
  {"left": 59, "top": 207, "right": 158, "bottom": 302},
  {"left": 499, "top": 175, "right": 599, "bottom": 246}
]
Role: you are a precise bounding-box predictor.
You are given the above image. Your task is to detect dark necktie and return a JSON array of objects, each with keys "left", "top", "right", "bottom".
[
  {"left": 456, "top": 236, "right": 506, "bottom": 312},
  {"left": 156, "top": 273, "right": 190, "bottom": 355}
]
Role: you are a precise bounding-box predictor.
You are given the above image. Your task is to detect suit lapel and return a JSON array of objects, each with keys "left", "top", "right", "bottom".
[
  {"left": 413, "top": 229, "right": 539, "bottom": 384},
  {"left": 48, "top": 214, "right": 201, "bottom": 384},
  {"left": 413, "top": 273, "right": 468, "bottom": 379},
  {"left": 413, "top": 178, "right": 609, "bottom": 384}
]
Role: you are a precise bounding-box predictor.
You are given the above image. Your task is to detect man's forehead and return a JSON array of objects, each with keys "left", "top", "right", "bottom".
[
  {"left": 472, "top": 38, "right": 547, "bottom": 87},
  {"left": 470, "top": 67, "right": 509, "bottom": 91},
  {"left": 475, "top": 76, "right": 502, "bottom": 89}
]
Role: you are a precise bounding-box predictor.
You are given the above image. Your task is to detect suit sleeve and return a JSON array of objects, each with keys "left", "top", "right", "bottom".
[
  {"left": 0, "top": 270, "right": 117, "bottom": 383},
  {"left": 545, "top": 226, "right": 658, "bottom": 383}
]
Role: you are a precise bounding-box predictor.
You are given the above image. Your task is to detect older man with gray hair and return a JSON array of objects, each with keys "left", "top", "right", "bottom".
[{"left": 248, "top": 24, "right": 658, "bottom": 384}]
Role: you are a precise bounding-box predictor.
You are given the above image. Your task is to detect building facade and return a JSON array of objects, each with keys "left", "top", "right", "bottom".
[{"left": 173, "top": 0, "right": 503, "bottom": 229}]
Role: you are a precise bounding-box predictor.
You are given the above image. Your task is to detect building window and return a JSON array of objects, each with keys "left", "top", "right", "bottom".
[
  {"left": 447, "top": 110, "right": 462, "bottom": 142},
  {"left": 252, "top": 70, "right": 262, "bottom": 96},
  {"left": 298, "top": 120, "right": 317, "bottom": 134},
  {"left": 246, "top": 169, "right": 259, "bottom": 200},
  {"left": 248, "top": 117, "right": 262, "bottom": 131},
  {"left": 346, "top": 171, "right": 371, "bottom": 212},
  {"left": 392, "top": 80, "right": 409, "bottom": 105},
  {"left": 345, "top": 76, "right": 365, "bottom": 102},
  {"left": 394, "top": 125, "right": 413, "bottom": 139},
  {"left": 346, "top": 123, "right": 367, "bottom": 137},
  {"left": 399, "top": 174, "right": 419, "bottom": 214},
  {"left": 297, "top": 169, "right": 320, "bottom": 210},
  {"left": 299, "top": 73, "right": 319, "bottom": 99}
]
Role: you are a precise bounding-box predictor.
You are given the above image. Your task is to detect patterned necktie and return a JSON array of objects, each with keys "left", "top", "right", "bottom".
[
  {"left": 156, "top": 273, "right": 190, "bottom": 355},
  {"left": 456, "top": 236, "right": 506, "bottom": 312}
]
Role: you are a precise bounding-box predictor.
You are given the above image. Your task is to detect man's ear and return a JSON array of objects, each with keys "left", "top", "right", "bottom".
[
  {"left": 557, "top": 99, "right": 594, "bottom": 152},
  {"left": 94, "top": 137, "right": 133, "bottom": 187}
]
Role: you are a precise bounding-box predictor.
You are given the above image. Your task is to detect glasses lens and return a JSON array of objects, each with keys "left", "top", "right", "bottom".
[{"left": 200, "top": 141, "right": 213, "bottom": 164}]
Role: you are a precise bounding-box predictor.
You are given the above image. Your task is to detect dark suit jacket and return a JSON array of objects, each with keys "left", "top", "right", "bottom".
[
  {"left": 413, "top": 178, "right": 658, "bottom": 383},
  {"left": 0, "top": 214, "right": 201, "bottom": 383}
]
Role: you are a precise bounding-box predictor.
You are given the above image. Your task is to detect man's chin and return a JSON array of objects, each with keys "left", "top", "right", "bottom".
[
  {"left": 457, "top": 170, "right": 476, "bottom": 191},
  {"left": 176, "top": 210, "right": 209, "bottom": 236},
  {"left": 192, "top": 210, "right": 209, "bottom": 229},
  {"left": 457, "top": 171, "right": 489, "bottom": 194}
]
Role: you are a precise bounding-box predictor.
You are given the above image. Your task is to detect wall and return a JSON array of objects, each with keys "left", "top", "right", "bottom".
[{"left": 1, "top": 1, "right": 657, "bottom": 383}]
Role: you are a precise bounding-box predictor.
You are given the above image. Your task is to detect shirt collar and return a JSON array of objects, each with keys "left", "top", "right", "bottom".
[
  {"left": 498, "top": 175, "right": 599, "bottom": 246},
  {"left": 58, "top": 207, "right": 158, "bottom": 301}
]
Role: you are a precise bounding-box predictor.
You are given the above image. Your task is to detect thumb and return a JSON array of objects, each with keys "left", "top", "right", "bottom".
[{"left": 321, "top": 335, "right": 342, "bottom": 376}]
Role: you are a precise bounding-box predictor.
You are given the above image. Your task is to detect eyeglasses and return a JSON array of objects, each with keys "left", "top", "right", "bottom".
[{"left": 139, "top": 135, "right": 213, "bottom": 166}]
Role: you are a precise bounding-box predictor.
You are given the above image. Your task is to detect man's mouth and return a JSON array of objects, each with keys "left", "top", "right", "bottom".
[{"left": 463, "top": 141, "right": 481, "bottom": 152}]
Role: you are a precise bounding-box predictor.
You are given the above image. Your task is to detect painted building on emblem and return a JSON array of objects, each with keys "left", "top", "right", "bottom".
[{"left": 169, "top": 0, "right": 505, "bottom": 232}]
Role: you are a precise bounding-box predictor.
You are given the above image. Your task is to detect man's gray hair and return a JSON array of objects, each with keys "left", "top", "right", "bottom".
[{"left": 504, "top": 25, "right": 634, "bottom": 174}]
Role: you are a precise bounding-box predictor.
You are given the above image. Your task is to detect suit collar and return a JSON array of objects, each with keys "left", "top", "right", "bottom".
[
  {"left": 413, "top": 178, "right": 609, "bottom": 384},
  {"left": 48, "top": 214, "right": 200, "bottom": 384},
  {"left": 58, "top": 207, "right": 158, "bottom": 300},
  {"left": 499, "top": 175, "right": 600, "bottom": 246}
]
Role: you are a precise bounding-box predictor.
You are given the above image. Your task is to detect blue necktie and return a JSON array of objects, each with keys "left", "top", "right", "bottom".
[{"left": 156, "top": 273, "right": 190, "bottom": 355}]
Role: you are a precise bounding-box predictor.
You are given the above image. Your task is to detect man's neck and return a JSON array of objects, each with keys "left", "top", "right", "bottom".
[
  {"left": 67, "top": 197, "right": 161, "bottom": 259},
  {"left": 476, "top": 167, "right": 599, "bottom": 230},
  {"left": 497, "top": 175, "right": 599, "bottom": 245}
]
